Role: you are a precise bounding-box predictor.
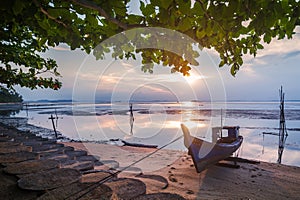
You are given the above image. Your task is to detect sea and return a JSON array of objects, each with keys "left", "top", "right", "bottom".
[{"left": 1, "top": 101, "right": 300, "bottom": 167}]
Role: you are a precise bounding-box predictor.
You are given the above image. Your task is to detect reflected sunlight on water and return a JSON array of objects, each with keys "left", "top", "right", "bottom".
[{"left": 8, "top": 101, "right": 300, "bottom": 167}]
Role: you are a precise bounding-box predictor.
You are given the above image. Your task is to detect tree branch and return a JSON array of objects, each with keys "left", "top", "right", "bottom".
[
  {"left": 33, "top": 0, "right": 68, "bottom": 28},
  {"left": 195, "top": 0, "right": 226, "bottom": 33},
  {"left": 68, "top": 0, "right": 129, "bottom": 30},
  {"left": 196, "top": 0, "right": 211, "bottom": 19}
]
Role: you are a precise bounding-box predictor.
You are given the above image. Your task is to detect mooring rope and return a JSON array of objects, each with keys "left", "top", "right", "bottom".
[{"left": 64, "top": 134, "right": 184, "bottom": 200}]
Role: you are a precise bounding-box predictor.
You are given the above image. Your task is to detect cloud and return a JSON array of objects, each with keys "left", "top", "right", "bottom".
[
  {"left": 257, "top": 29, "right": 300, "bottom": 58},
  {"left": 120, "top": 62, "right": 134, "bottom": 68},
  {"left": 100, "top": 74, "right": 121, "bottom": 84},
  {"left": 283, "top": 50, "right": 300, "bottom": 59},
  {"left": 142, "top": 84, "right": 170, "bottom": 93},
  {"left": 239, "top": 63, "right": 257, "bottom": 76},
  {"left": 51, "top": 44, "right": 70, "bottom": 51},
  {"left": 241, "top": 28, "right": 300, "bottom": 71}
]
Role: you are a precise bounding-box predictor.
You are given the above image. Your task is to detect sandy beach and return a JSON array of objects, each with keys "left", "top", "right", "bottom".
[
  {"left": 1, "top": 121, "right": 300, "bottom": 199},
  {"left": 65, "top": 142, "right": 300, "bottom": 200}
]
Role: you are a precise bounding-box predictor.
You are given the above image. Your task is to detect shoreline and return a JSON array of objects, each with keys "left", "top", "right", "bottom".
[
  {"left": 1, "top": 122, "right": 300, "bottom": 199},
  {"left": 1, "top": 102, "right": 300, "bottom": 167}
]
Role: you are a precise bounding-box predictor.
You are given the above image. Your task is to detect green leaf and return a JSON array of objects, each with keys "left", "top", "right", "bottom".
[
  {"left": 237, "top": 57, "right": 243, "bottom": 66},
  {"left": 86, "top": 14, "right": 98, "bottom": 26},
  {"left": 257, "top": 43, "right": 264, "bottom": 50},
  {"left": 47, "top": 9, "right": 61, "bottom": 18},
  {"left": 196, "top": 28, "right": 206, "bottom": 38},
  {"left": 281, "top": 0, "right": 289, "bottom": 10},
  {"left": 178, "top": 1, "right": 191, "bottom": 14},
  {"left": 140, "top": 2, "right": 154, "bottom": 16},
  {"left": 219, "top": 60, "right": 225, "bottom": 67},
  {"left": 114, "top": 5, "right": 126, "bottom": 17},
  {"left": 12, "top": 0, "right": 26, "bottom": 15},
  {"left": 157, "top": 0, "right": 173, "bottom": 9},
  {"left": 127, "top": 15, "right": 143, "bottom": 24},
  {"left": 178, "top": 17, "right": 192, "bottom": 32},
  {"left": 230, "top": 64, "right": 237, "bottom": 76},
  {"left": 263, "top": 33, "right": 271, "bottom": 43}
]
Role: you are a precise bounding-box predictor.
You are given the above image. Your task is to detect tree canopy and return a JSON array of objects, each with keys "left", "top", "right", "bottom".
[{"left": 1, "top": 0, "right": 299, "bottom": 90}]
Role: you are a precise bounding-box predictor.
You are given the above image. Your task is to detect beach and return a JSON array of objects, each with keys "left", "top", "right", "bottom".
[
  {"left": 2, "top": 0, "right": 300, "bottom": 198},
  {"left": 65, "top": 142, "right": 300, "bottom": 200},
  {"left": 1, "top": 122, "right": 300, "bottom": 199}
]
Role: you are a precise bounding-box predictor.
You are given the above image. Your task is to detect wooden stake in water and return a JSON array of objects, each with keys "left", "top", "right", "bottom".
[
  {"left": 220, "top": 109, "right": 223, "bottom": 138},
  {"left": 25, "top": 103, "right": 28, "bottom": 117},
  {"left": 277, "top": 86, "right": 288, "bottom": 164},
  {"left": 49, "top": 114, "right": 58, "bottom": 139},
  {"left": 129, "top": 103, "right": 134, "bottom": 135}
]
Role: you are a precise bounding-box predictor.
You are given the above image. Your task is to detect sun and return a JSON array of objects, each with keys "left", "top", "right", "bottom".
[{"left": 184, "top": 71, "right": 204, "bottom": 85}]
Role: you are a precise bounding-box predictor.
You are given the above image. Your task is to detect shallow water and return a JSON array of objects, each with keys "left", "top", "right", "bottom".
[{"left": 5, "top": 101, "right": 300, "bottom": 167}]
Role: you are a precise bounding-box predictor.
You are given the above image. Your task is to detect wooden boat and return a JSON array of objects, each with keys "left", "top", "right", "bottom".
[{"left": 181, "top": 124, "right": 243, "bottom": 173}]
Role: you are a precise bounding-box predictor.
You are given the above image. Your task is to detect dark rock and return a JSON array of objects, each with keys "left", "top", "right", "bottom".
[
  {"left": 0, "top": 145, "right": 32, "bottom": 154},
  {"left": 0, "top": 152, "right": 39, "bottom": 164},
  {"left": 31, "top": 144, "right": 65, "bottom": 152},
  {"left": 168, "top": 175, "right": 178, "bottom": 182},
  {"left": 82, "top": 171, "right": 116, "bottom": 183},
  {"left": 0, "top": 141, "right": 22, "bottom": 147},
  {"left": 65, "top": 150, "right": 87, "bottom": 159},
  {"left": 63, "top": 161, "right": 94, "bottom": 172},
  {"left": 100, "top": 160, "right": 119, "bottom": 169},
  {"left": 0, "top": 169, "right": 40, "bottom": 200},
  {"left": 105, "top": 178, "right": 146, "bottom": 200},
  {"left": 4, "top": 159, "right": 59, "bottom": 175},
  {"left": 37, "top": 181, "right": 113, "bottom": 200},
  {"left": 18, "top": 168, "right": 81, "bottom": 191},
  {"left": 136, "top": 174, "right": 169, "bottom": 189},
  {"left": 76, "top": 155, "right": 99, "bottom": 162}
]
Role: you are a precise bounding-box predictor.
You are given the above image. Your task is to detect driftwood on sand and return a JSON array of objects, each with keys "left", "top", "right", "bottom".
[{"left": 121, "top": 139, "right": 158, "bottom": 148}]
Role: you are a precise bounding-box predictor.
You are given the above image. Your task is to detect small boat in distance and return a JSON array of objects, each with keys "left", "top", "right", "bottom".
[{"left": 181, "top": 124, "right": 243, "bottom": 173}]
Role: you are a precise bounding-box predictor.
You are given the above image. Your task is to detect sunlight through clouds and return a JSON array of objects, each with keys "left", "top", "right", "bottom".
[{"left": 183, "top": 70, "right": 207, "bottom": 85}]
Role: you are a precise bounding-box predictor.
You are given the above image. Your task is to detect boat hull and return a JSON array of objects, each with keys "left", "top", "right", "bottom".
[{"left": 181, "top": 124, "right": 243, "bottom": 173}]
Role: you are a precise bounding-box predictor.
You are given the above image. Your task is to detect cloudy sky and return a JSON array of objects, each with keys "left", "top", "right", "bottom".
[{"left": 17, "top": 26, "right": 300, "bottom": 102}]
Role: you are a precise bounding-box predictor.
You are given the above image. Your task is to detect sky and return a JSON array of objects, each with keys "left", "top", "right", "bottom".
[{"left": 17, "top": 28, "right": 300, "bottom": 103}]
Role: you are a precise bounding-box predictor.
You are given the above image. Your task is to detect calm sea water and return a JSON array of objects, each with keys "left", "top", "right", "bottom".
[{"left": 6, "top": 101, "right": 300, "bottom": 167}]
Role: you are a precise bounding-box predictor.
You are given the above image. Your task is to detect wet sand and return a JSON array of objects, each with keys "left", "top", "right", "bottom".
[{"left": 1, "top": 122, "right": 300, "bottom": 199}]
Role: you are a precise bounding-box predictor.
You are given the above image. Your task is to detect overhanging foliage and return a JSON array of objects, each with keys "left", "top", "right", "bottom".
[{"left": 0, "top": 0, "right": 299, "bottom": 89}]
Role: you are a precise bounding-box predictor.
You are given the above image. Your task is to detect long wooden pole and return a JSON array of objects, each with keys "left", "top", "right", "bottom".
[
  {"left": 49, "top": 114, "right": 58, "bottom": 139},
  {"left": 277, "top": 86, "right": 288, "bottom": 164},
  {"left": 129, "top": 103, "right": 134, "bottom": 135},
  {"left": 220, "top": 109, "right": 223, "bottom": 138}
]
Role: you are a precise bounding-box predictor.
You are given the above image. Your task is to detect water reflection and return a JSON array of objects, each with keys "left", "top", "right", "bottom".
[{"left": 5, "top": 101, "right": 300, "bottom": 167}]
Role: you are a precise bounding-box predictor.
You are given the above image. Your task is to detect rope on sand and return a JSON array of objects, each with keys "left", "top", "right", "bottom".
[{"left": 65, "top": 134, "right": 184, "bottom": 200}]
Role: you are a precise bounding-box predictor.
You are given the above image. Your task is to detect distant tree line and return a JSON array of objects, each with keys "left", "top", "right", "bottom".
[{"left": 0, "top": 86, "right": 23, "bottom": 103}]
